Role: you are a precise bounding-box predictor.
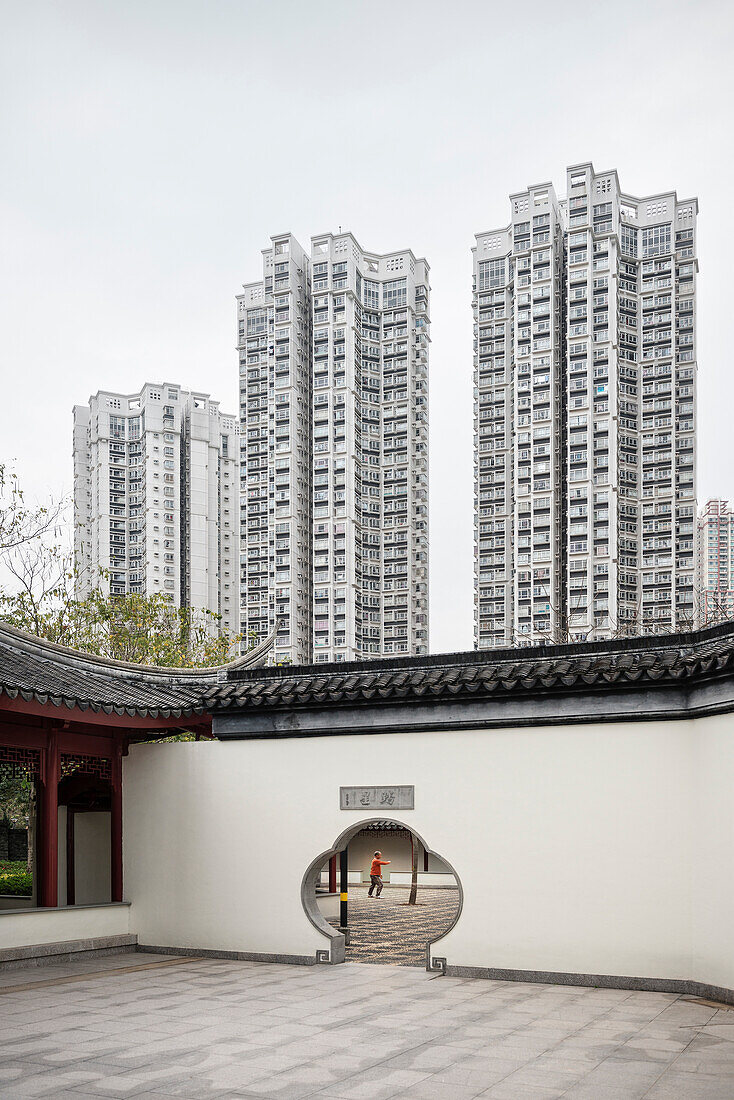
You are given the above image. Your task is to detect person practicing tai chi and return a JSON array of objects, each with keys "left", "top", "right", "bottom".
[{"left": 368, "top": 851, "right": 391, "bottom": 897}]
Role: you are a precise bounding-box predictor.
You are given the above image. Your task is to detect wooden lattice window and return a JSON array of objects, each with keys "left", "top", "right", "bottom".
[
  {"left": 60, "top": 753, "right": 112, "bottom": 781},
  {"left": 0, "top": 746, "right": 41, "bottom": 780}
]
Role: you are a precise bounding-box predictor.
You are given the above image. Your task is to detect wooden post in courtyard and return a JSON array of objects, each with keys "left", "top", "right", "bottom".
[
  {"left": 39, "top": 732, "right": 60, "bottom": 907},
  {"left": 329, "top": 853, "right": 337, "bottom": 893},
  {"left": 110, "top": 744, "right": 123, "bottom": 903},
  {"left": 339, "top": 846, "right": 349, "bottom": 943},
  {"left": 66, "top": 809, "right": 75, "bottom": 906},
  {"left": 408, "top": 832, "right": 418, "bottom": 905}
]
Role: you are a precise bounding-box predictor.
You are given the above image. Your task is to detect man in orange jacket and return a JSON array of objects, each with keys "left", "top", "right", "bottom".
[{"left": 368, "top": 851, "right": 391, "bottom": 897}]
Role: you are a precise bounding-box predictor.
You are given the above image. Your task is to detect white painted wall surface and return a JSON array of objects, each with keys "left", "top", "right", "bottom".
[
  {"left": 122, "top": 717, "right": 734, "bottom": 989},
  {"left": 0, "top": 903, "right": 130, "bottom": 950},
  {"left": 692, "top": 712, "right": 734, "bottom": 992},
  {"left": 56, "top": 810, "right": 110, "bottom": 907},
  {"left": 75, "top": 813, "right": 111, "bottom": 906},
  {"left": 58, "top": 806, "right": 67, "bottom": 906},
  {"left": 389, "top": 872, "right": 458, "bottom": 888},
  {"left": 346, "top": 830, "right": 410, "bottom": 880},
  {"left": 342, "top": 830, "right": 449, "bottom": 879},
  {"left": 315, "top": 893, "right": 339, "bottom": 922}
]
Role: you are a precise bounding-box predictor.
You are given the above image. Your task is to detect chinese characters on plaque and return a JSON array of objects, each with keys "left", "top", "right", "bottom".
[{"left": 339, "top": 786, "right": 415, "bottom": 810}]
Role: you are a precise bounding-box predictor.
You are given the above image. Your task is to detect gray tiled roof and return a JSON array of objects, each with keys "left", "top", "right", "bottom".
[
  {"left": 0, "top": 622, "right": 274, "bottom": 719},
  {"left": 205, "top": 623, "right": 734, "bottom": 714},
  {"left": 7, "top": 618, "right": 734, "bottom": 724}
]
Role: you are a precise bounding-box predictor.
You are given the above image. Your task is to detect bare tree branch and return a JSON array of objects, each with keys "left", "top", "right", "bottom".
[{"left": 0, "top": 463, "right": 66, "bottom": 554}]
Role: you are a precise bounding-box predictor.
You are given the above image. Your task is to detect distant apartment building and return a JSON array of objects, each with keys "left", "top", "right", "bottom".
[
  {"left": 310, "top": 232, "right": 430, "bottom": 662},
  {"left": 238, "top": 232, "right": 429, "bottom": 665},
  {"left": 73, "top": 384, "right": 238, "bottom": 634},
  {"left": 696, "top": 499, "right": 734, "bottom": 622},
  {"left": 237, "top": 234, "right": 314, "bottom": 666},
  {"left": 474, "top": 162, "right": 697, "bottom": 647}
]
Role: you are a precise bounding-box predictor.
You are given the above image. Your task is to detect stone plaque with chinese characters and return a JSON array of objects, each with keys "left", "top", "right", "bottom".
[{"left": 339, "top": 786, "right": 414, "bottom": 811}]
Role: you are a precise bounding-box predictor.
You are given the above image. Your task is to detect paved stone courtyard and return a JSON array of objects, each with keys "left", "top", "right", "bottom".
[
  {"left": 328, "top": 885, "right": 460, "bottom": 966},
  {"left": 1, "top": 952, "right": 734, "bottom": 1098}
]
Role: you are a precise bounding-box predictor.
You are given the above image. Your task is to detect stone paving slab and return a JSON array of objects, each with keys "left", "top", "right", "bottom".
[{"left": 0, "top": 953, "right": 733, "bottom": 1097}]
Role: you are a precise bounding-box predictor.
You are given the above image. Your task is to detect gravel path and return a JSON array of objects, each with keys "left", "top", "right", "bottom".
[{"left": 329, "top": 884, "right": 460, "bottom": 966}]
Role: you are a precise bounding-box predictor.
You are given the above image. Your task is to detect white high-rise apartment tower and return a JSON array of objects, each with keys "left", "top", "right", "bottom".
[
  {"left": 73, "top": 384, "right": 238, "bottom": 634},
  {"left": 238, "top": 232, "right": 430, "bottom": 664},
  {"left": 696, "top": 500, "right": 734, "bottom": 622},
  {"left": 310, "top": 232, "right": 429, "bottom": 662},
  {"left": 474, "top": 163, "right": 697, "bottom": 646},
  {"left": 237, "top": 234, "right": 313, "bottom": 665}
]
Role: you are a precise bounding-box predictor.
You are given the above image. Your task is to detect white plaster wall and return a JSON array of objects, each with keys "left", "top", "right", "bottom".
[
  {"left": 0, "top": 896, "right": 34, "bottom": 910},
  {"left": 58, "top": 806, "right": 67, "bottom": 907},
  {"left": 346, "top": 830, "right": 411, "bottom": 879},
  {"left": 0, "top": 903, "right": 130, "bottom": 950},
  {"left": 56, "top": 810, "right": 110, "bottom": 907},
  {"left": 122, "top": 717, "right": 733, "bottom": 988},
  {"left": 75, "top": 813, "right": 111, "bottom": 906},
  {"left": 319, "top": 869, "right": 364, "bottom": 885},
  {"left": 692, "top": 712, "right": 734, "bottom": 991},
  {"left": 315, "top": 893, "right": 339, "bottom": 921},
  {"left": 343, "top": 830, "right": 450, "bottom": 879},
  {"left": 390, "top": 872, "right": 457, "bottom": 888}
]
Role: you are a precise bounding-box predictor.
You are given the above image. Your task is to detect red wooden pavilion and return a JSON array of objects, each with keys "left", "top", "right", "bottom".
[{"left": 0, "top": 623, "right": 273, "bottom": 908}]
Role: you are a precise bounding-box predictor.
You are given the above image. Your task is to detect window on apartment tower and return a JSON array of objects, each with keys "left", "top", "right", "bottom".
[
  {"left": 383, "top": 279, "right": 407, "bottom": 309},
  {"left": 642, "top": 225, "right": 671, "bottom": 259},
  {"left": 362, "top": 280, "right": 379, "bottom": 308},
  {"left": 478, "top": 259, "right": 505, "bottom": 291},
  {"left": 247, "top": 308, "right": 267, "bottom": 336},
  {"left": 621, "top": 225, "right": 637, "bottom": 258}
]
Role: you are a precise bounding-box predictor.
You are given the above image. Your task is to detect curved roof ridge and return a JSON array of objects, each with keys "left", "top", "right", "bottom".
[
  {"left": 210, "top": 622, "right": 734, "bottom": 712},
  {"left": 0, "top": 620, "right": 276, "bottom": 683},
  {"left": 226, "top": 622, "right": 734, "bottom": 684}
]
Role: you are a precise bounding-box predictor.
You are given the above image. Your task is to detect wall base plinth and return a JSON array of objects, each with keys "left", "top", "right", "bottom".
[{"left": 444, "top": 965, "right": 734, "bottom": 1007}]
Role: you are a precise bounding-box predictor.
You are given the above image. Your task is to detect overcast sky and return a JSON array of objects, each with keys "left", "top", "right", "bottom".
[{"left": 1, "top": 0, "right": 732, "bottom": 654}]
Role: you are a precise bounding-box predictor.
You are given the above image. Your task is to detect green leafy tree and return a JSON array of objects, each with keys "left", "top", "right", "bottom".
[
  {"left": 1, "top": 574, "right": 242, "bottom": 666},
  {"left": 0, "top": 775, "right": 32, "bottom": 829},
  {"left": 1, "top": 527, "right": 244, "bottom": 668},
  {"left": 0, "top": 468, "right": 252, "bottom": 877},
  {"left": 0, "top": 776, "right": 34, "bottom": 875}
]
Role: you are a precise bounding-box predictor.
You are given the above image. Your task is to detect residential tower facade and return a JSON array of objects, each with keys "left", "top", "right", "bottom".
[
  {"left": 696, "top": 499, "right": 734, "bottom": 623},
  {"left": 474, "top": 163, "right": 697, "bottom": 646},
  {"left": 237, "top": 232, "right": 430, "bottom": 664},
  {"left": 73, "top": 384, "right": 238, "bottom": 634},
  {"left": 237, "top": 234, "right": 313, "bottom": 665},
  {"left": 310, "top": 232, "right": 429, "bottom": 662}
]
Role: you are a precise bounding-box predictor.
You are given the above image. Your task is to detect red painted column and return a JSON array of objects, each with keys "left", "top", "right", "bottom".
[
  {"left": 328, "top": 854, "right": 337, "bottom": 893},
  {"left": 110, "top": 744, "right": 123, "bottom": 903},
  {"left": 39, "top": 733, "right": 60, "bottom": 907},
  {"left": 66, "top": 809, "right": 75, "bottom": 906}
]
